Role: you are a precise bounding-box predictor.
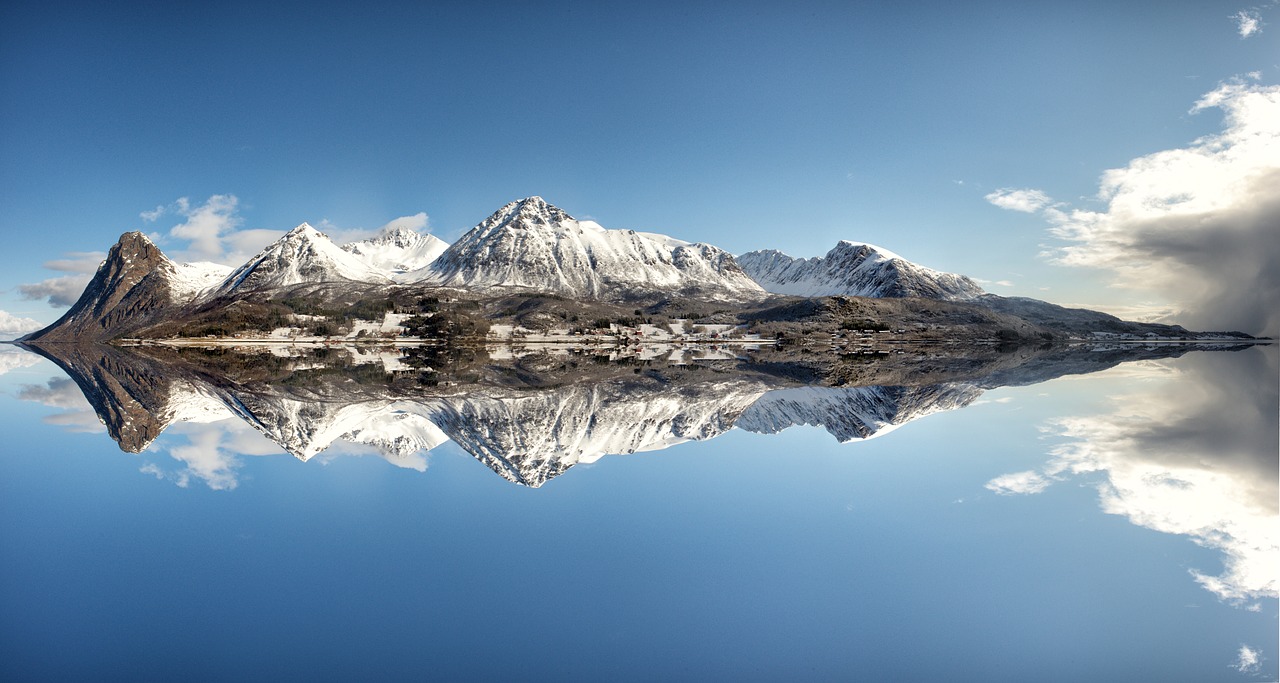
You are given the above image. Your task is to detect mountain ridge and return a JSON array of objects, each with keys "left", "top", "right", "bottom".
[{"left": 20, "top": 196, "right": 1254, "bottom": 343}]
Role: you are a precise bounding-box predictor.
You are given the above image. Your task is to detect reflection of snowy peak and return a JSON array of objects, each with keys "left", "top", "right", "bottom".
[
  {"left": 342, "top": 227, "right": 449, "bottom": 280},
  {"left": 426, "top": 197, "right": 766, "bottom": 302},
  {"left": 738, "top": 383, "right": 984, "bottom": 441},
  {"left": 738, "top": 241, "right": 984, "bottom": 300},
  {"left": 214, "top": 223, "right": 390, "bottom": 295},
  {"left": 426, "top": 380, "right": 770, "bottom": 487},
  {"left": 340, "top": 405, "right": 450, "bottom": 458}
]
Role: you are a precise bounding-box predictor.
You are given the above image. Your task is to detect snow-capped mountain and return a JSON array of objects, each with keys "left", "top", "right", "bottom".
[
  {"left": 213, "top": 223, "right": 391, "bottom": 296},
  {"left": 738, "top": 384, "right": 984, "bottom": 442},
  {"left": 342, "top": 226, "right": 449, "bottom": 281},
  {"left": 425, "top": 197, "right": 766, "bottom": 302},
  {"left": 737, "top": 241, "right": 984, "bottom": 300},
  {"left": 171, "top": 261, "right": 234, "bottom": 301}
]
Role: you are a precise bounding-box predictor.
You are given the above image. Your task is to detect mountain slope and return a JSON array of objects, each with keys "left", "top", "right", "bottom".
[
  {"left": 425, "top": 197, "right": 766, "bottom": 302},
  {"left": 213, "top": 223, "right": 390, "bottom": 296},
  {"left": 738, "top": 241, "right": 984, "bottom": 300}
]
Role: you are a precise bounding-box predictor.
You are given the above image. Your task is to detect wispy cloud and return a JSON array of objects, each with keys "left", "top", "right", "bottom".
[
  {"left": 18, "top": 274, "right": 94, "bottom": 308},
  {"left": 16, "top": 249, "right": 107, "bottom": 308},
  {"left": 991, "top": 78, "right": 1280, "bottom": 335},
  {"left": 985, "top": 188, "right": 1054, "bottom": 213},
  {"left": 1232, "top": 9, "right": 1262, "bottom": 38},
  {"left": 1232, "top": 644, "right": 1261, "bottom": 673}
]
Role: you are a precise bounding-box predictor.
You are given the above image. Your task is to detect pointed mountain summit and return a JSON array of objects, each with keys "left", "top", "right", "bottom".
[
  {"left": 23, "top": 232, "right": 186, "bottom": 342},
  {"left": 426, "top": 197, "right": 766, "bottom": 302},
  {"left": 214, "top": 223, "right": 391, "bottom": 296},
  {"left": 342, "top": 224, "right": 449, "bottom": 279},
  {"left": 738, "top": 241, "right": 984, "bottom": 300}
]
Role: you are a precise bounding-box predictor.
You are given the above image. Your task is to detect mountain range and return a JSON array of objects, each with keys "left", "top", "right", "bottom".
[{"left": 21, "top": 195, "right": 1240, "bottom": 342}]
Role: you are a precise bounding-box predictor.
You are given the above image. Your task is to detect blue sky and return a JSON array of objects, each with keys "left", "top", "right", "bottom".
[{"left": 2, "top": 0, "right": 1277, "bottom": 334}]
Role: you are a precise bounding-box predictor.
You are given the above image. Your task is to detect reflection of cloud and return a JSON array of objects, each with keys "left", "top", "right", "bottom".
[
  {"left": 1232, "top": 644, "right": 1261, "bottom": 673},
  {"left": 987, "top": 348, "right": 1279, "bottom": 603},
  {"left": 0, "top": 345, "right": 43, "bottom": 372},
  {"left": 990, "top": 79, "right": 1280, "bottom": 335},
  {"left": 17, "top": 377, "right": 105, "bottom": 433},
  {"left": 985, "top": 470, "right": 1050, "bottom": 495},
  {"left": 142, "top": 420, "right": 284, "bottom": 490},
  {"left": 318, "top": 440, "right": 430, "bottom": 472}
]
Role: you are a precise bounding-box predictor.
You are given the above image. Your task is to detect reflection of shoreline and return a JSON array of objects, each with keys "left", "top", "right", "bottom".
[
  {"left": 987, "top": 346, "right": 1279, "bottom": 605},
  {"left": 12, "top": 341, "right": 1268, "bottom": 491}
]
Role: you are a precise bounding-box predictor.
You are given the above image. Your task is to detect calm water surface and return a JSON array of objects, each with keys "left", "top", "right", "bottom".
[{"left": 0, "top": 343, "right": 1275, "bottom": 682}]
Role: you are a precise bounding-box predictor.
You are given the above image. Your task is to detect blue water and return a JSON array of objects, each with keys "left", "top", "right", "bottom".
[{"left": 0, "top": 344, "right": 1275, "bottom": 682}]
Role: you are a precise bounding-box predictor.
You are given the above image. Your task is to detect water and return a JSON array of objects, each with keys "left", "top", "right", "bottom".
[{"left": 0, "top": 342, "right": 1275, "bottom": 682}]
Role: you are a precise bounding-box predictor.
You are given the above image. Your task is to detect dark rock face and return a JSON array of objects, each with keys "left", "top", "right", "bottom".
[
  {"left": 20, "top": 342, "right": 176, "bottom": 452},
  {"left": 22, "top": 232, "right": 176, "bottom": 342}
]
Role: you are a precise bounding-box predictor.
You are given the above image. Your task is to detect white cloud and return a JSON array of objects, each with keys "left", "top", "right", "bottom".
[
  {"left": 380, "top": 212, "right": 429, "bottom": 233},
  {"left": 985, "top": 188, "right": 1054, "bottom": 213},
  {"left": 320, "top": 212, "right": 434, "bottom": 246},
  {"left": 1012, "top": 78, "right": 1280, "bottom": 335},
  {"left": 985, "top": 470, "right": 1053, "bottom": 495},
  {"left": 1232, "top": 644, "right": 1261, "bottom": 673},
  {"left": 0, "top": 310, "right": 44, "bottom": 339},
  {"left": 1232, "top": 10, "right": 1262, "bottom": 38},
  {"left": 166, "top": 194, "right": 244, "bottom": 262}
]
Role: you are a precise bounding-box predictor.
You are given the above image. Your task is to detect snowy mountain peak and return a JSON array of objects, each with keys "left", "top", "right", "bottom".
[
  {"left": 738, "top": 241, "right": 983, "bottom": 301},
  {"left": 425, "top": 197, "right": 766, "bottom": 301},
  {"left": 342, "top": 224, "right": 449, "bottom": 280},
  {"left": 213, "top": 221, "right": 389, "bottom": 295},
  {"left": 479, "top": 196, "right": 574, "bottom": 232}
]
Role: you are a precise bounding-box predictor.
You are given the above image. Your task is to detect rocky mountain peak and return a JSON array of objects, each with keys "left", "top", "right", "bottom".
[
  {"left": 22, "top": 231, "right": 179, "bottom": 341},
  {"left": 480, "top": 196, "right": 574, "bottom": 232}
]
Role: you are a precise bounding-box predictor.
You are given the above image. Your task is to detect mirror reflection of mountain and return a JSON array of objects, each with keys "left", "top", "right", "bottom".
[{"left": 19, "top": 340, "right": 1262, "bottom": 488}]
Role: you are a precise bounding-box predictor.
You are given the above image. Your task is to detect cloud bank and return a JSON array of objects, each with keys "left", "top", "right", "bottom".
[{"left": 989, "top": 78, "right": 1280, "bottom": 335}]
